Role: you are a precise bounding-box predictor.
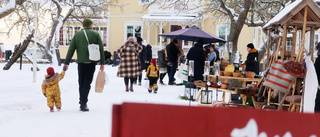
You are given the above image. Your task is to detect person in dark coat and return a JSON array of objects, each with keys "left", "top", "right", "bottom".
[
  {"left": 137, "top": 37, "right": 146, "bottom": 85},
  {"left": 158, "top": 46, "right": 168, "bottom": 85},
  {"left": 314, "top": 42, "right": 320, "bottom": 112},
  {"left": 187, "top": 39, "right": 206, "bottom": 81},
  {"left": 245, "top": 43, "right": 259, "bottom": 74},
  {"left": 117, "top": 37, "right": 143, "bottom": 92},
  {"left": 145, "top": 44, "right": 152, "bottom": 67},
  {"left": 166, "top": 39, "right": 180, "bottom": 85}
]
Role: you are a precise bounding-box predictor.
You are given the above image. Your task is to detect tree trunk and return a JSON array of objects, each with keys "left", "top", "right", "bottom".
[
  {"left": 228, "top": 0, "right": 252, "bottom": 64},
  {"left": 3, "top": 31, "right": 34, "bottom": 70}
]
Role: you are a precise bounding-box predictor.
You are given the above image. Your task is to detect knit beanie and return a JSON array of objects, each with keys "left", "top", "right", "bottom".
[
  {"left": 82, "top": 18, "right": 93, "bottom": 27},
  {"left": 247, "top": 43, "right": 254, "bottom": 49},
  {"left": 151, "top": 58, "right": 158, "bottom": 71},
  {"left": 172, "top": 39, "right": 178, "bottom": 44},
  {"left": 47, "top": 67, "right": 55, "bottom": 77}
]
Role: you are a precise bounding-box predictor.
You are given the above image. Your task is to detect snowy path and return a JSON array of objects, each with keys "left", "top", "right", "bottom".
[{"left": 0, "top": 63, "right": 193, "bottom": 137}]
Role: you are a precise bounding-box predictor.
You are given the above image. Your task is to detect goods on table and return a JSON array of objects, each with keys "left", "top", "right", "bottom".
[
  {"left": 224, "top": 71, "right": 233, "bottom": 76},
  {"left": 245, "top": 72, "right": 255, "bottom": 78},
  {"left": 225, "top": 65, "right": 235, "bottom": 72},
  {"left": 232, "top": 72, "right": 241, "bottom": 77},
  {"left": 221, "top": 83, "right": 230, "bottom": 89}
]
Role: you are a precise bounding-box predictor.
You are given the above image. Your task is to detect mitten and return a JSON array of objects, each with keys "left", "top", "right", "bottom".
[
  {"left": 63, "top": 66, "right": 67, "bottom": 71},
  {"left": 43, "top": 93, "right": 47, "bottom": 97}
]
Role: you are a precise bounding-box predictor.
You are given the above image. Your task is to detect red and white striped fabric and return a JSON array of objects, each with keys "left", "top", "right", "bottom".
[{"left": 263, "top": 60, "right": 295, "bottom": 93}]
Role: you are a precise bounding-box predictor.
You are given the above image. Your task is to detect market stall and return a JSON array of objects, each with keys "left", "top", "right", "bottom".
[{"left": 194, "top": 0, "right": 320, "bottom": 112}]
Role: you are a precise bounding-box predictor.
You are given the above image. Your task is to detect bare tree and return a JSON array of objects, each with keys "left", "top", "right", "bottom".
[
  {"left": 145, "top": 0, "right": 292, "bottom": 63},
  {"left": 1, "top": 0, "right": 123, "bottom": 69}
]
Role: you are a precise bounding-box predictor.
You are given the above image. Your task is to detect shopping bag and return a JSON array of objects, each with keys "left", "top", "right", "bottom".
[
  {"left": 105, "top": 73, "right": 109, "bottom": 85},
  {"left": 95, "top": 71, "right": 105, "bottom": 93},
  {"left": 177, "top": 61, "right": 188, "bottom": 81},
  {"left": 144, "top": 80, "right": 150, "bottom": 89}
]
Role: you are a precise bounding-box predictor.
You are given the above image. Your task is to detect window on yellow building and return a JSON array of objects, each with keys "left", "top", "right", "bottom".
[
  {"left": 126, "top": 25, "right": 142, "bottom": 41},
  {"left": 59, "top": 26, "right": 107, "bottom": 47}
]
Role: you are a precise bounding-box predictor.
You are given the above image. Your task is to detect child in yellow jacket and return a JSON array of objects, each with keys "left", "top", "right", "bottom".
[
  {"left": 42, "top": 67, "right": 67, "bottom": 112},
  {"left": 146, "top": 58, "right": 159, "bottom": 93}
]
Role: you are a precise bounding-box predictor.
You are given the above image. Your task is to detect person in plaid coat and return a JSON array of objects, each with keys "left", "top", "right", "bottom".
[{"left": 117, "top": 37, "right": 143, "bottom": 92}]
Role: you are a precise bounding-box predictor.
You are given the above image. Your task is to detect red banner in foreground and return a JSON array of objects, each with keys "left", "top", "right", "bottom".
[{"left": 112, "top": 103, "right": 320, "bottom": 137}]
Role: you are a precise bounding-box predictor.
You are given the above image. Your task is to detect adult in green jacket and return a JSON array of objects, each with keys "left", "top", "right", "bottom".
[{"left": 63, "top": 18, "right": 105, "bottom": 111}]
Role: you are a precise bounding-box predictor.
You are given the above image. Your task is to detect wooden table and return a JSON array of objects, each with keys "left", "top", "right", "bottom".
[{"left": 208, "top": 75, "right": 263, "bottom": 105}]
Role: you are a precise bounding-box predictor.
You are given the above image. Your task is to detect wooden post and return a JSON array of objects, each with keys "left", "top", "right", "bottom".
[
  {"left": 301, "top": 6, "right": 308, "bottom": 48},
  {"left": 310, "top": 26, "right": 315, "bottom": 60},
  {"left": 281, "top": 24, "right": 288, "bottom": 60},
  {"left": 292, "top": 26, "right": 298, "bottom": 60}
]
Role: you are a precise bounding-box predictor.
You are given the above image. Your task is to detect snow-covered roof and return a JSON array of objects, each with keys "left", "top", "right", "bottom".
[
  {"left": 263, "top": 0, "right": 320, "bottom": 29},
  {"left": 141, "top": 15, "right": 197, "bottom": 22},
  {"left": 263, "top": 0, "right": 303, "bottom": 29},
  {"left": 0, "top": 45, "right": 14, "bottom": 51}
]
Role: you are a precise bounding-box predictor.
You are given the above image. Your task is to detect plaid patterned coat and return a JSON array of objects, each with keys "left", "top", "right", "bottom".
[{"left": 117, "top": 43, "right": 143, "bottom": 78}]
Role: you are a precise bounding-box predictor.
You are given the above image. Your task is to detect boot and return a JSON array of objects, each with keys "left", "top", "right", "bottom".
[
  {"left": 125, "top": 86, "right": 129, "bottom": 92},
  {"left": 57, "top": 107, "right": 61, "bottom": 111},
  {"left": 50, "top": 107, "right": 54, "bottom": 112},
  {"left": 148, "top": 88, "right": 152, "bottom": 93},
  {"left": 80, "top": 103, "right": 89, "bottom": 112},
  {"left": 154, "top": 88, "right": 158, "bottom": 94},
  {"left": 130, "top": 85, "right": 134, "bottom": 92}
]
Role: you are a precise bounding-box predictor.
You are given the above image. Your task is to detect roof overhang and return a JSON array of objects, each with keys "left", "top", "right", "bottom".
[
  {"left": 141, "top": 15, "right": 198, "bottom": 22},
  {"left": 263, "top": 0, "right": 320, "bottom": 30}
]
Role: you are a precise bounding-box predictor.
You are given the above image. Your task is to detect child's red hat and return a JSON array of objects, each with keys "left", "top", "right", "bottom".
[{"left": 47, "top": 67, "right": 55, "bottom": 77}]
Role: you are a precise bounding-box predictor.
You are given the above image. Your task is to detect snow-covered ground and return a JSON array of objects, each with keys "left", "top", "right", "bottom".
[{"left": 0, "top": 63, "right": 194, "bottom": 137}]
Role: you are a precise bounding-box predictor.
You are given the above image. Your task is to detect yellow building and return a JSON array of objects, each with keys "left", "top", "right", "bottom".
[{"left": 58, "top": 0, "right": 268, "bottom": 62}]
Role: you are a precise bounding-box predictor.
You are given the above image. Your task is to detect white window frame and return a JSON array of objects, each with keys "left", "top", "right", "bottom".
[
  {"left": 124, "top": 21, "right": 143, "bottom": 42},
  {"left": 216, "top": 23, "right": 230, "bottom": 45}
]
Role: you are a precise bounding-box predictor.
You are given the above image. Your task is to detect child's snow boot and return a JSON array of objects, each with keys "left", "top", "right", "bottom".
[
  {"left": 57, "top": 107, "right": 61, "bottom": 111},
  {"left": 125, "top": 86, "right": 129, "bottom": 92},
  {"left": 148, "top": 88, "right": 152, "bottom": 93},
  {"left": 154, "top": 88, "right": 158, "bottom": 94},
  {"left": 50, "top": 107, "right": 54, "bottom": 112}
]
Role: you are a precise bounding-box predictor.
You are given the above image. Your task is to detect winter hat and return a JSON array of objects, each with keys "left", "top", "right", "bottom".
[
  {"left": 151, "top": 58, "right": 158, "bottom": 71},
  {"left": 247, "top": 43, "right": 254, "bottom": 49},
  {"left": 172, "top": 39, "right": 178, "bottom": 44},
  {"left": 127, "top": 37, "right": 135, "bottom": 42},
  {"left": 47, "top": 67, "right": 55, "bottom": 77},
  {"left": 136, "top": 37, "right": 143, "bottom": 42},
  {"left": 204, "top": 45, "right": 210, "bottom": 50},
  {"left": 82, "top": 18, "right": 93, "bottom": 27}
]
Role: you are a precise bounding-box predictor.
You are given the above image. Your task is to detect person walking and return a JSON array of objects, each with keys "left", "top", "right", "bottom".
[
  {"left": 145, "top": 44, "right": 153, "bottom": 67},
  {"left": 117, "top": 37, "right": 143, "bottom": 92},
  {"left": 158, "top": 46, "right": 168, "bottom": 85},
  {"left": 42, "top": 67, "right": 67, "bottom": 112},
  {"left": 137, "top": 37, "right": 146, "bottom": 86},
  {"left": 187, "top": 39, "right": 206, "bottom": 81},
  {"left": 245, "top": 43, "right": 259, "bottom": 74},
  {"left": 166, "top": 39, "right": 180, "bottom": 85},
  {"left": 63, "top": 18, "right": 105, "bottom": 111},
  {"left": 146, "top": 58, "right": 159, "bottom": 94}
]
